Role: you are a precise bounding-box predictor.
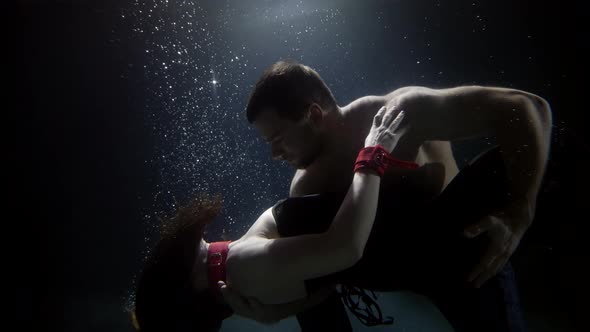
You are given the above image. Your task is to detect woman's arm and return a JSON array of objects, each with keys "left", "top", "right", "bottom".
[
  {"left": 240, "top": 107, "right": 406, "bottom": 283},
  {"left": 250, "top": 172, "right": 381, "bottom": 282}
]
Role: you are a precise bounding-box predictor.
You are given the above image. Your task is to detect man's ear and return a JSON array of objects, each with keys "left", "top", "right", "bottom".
[{"left": 306, "top": 103, "right": 324, "bottom": 126}]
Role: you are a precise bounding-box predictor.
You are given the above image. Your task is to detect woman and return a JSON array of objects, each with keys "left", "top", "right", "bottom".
[{"left": 132, "top": 106, "right": 510, "bottom": 331}]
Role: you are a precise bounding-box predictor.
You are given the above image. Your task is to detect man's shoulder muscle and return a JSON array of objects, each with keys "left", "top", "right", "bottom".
[
  {"left": 289, "top": 169, "right": 306, "bottom": 197},
  {"left": 344, "top": 86, "right": 427, "bottom": 114},
  {"left": 344, "top": 95, "right": 385, "bottom": 110}
]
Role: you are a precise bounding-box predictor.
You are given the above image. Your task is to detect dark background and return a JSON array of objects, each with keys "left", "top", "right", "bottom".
[{"left": 17, "top": 0, "right": 586, "bottom": 331}]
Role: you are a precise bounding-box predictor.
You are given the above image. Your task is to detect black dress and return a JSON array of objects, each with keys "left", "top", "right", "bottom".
[{"left": 272, "top": 146, "right": 527, "bottom": 331}]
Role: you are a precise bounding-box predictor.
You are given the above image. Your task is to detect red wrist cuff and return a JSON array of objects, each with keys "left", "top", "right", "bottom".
[{"left": 354, "top": 145, "right": 419, "bottom": 176}]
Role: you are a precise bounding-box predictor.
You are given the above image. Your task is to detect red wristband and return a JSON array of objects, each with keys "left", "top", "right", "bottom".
[
  {"left": 354, "top": 145, "right": 419, "bottom": 176},
  {"left": 208, "top": 241, "right": 231, "bottom": 296}
]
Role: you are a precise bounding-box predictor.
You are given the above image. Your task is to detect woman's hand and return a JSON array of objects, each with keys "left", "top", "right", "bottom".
[{"left": 364, "top": 106, "right": 407, "bottom": 152}]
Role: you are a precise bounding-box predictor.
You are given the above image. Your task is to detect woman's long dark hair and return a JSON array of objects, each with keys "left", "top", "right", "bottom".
[{"left": 131, "top": 193, "right": 232, "bottom": 331}]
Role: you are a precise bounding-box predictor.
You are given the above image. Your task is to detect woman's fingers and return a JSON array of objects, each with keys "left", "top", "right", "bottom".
[
  {"left": 389, "top": 110, "right": 405, "bottom": 131},
  {"left": 373, "top": 106, "right": 386, "bottom": 127}
]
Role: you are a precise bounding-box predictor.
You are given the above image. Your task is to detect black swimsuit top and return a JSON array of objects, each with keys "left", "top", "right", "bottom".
[{"left": 271, "top": 146, "right": 509, "bottom": 293}]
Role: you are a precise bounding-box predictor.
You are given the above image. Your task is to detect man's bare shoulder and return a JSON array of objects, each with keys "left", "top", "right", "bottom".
[
  {"left": 343, "top": 86, "right": 430, "bottom": 114},
  {"left": 289, "top": 169, "right": 306, "bottom": 197},
  {"left": 340, "top": 96, "right": 385, "bottom": 126},
  {"left": 343, "top": 95, "right": 385, "bottom": 111}
]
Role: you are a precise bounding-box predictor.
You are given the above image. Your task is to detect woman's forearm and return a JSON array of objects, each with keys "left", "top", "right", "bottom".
[{"left": 324, "top": 171, "right": 381, "bottom": 265}]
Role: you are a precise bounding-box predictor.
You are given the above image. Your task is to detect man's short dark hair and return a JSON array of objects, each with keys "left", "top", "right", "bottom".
[{"left": 246, "top": 59, "right": 338, "bottom": 123}]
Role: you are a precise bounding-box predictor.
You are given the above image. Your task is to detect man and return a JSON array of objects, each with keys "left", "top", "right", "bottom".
[{"left": 222, "top": 59, "right": 552, "bottom": 331}]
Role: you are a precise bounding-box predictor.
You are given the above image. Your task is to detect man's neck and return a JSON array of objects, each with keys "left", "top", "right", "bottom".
[{"left": 322, "top": 106, "right": 350, "bottom": 154}]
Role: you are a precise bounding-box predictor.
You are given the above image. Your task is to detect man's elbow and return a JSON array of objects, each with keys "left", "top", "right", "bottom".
[
  {"left": 503, "top": 92, "right": 552, "bottom": 135},
  {"left": 536, "top": 96, "right": 553, "bottom": 130},
  {"left": 522, "top": 93, "right": 553, "bottom": 130},
  {"left": 516, "top": 94, "right": 554, "bottom": 156}
]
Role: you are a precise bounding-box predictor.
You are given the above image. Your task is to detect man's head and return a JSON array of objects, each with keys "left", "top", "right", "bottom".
[
  {"left": 131, "top": 194, "right": 232, "bottom": 332},
  {"left": 246, "top": 59, "right": 339, "bottom": 168}
]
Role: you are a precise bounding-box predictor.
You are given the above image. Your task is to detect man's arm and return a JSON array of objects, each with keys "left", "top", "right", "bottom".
[
  {"left": 389, "top": 86, "right": 552, "bottom": 218},
  {"left": 387, "top": 86, "right": 552, "bottom": 287}
]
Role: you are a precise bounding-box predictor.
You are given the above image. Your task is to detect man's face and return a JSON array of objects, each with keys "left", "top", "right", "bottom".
[{"left": 253, "top": 107, "right": 324, "bottom": 169}]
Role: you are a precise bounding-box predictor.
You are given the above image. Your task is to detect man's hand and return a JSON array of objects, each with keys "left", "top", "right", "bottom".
[
  {"left": 218, "top": 281, "right": 335, "bottom": 324},
  {"left": 464, "top": 206, "right": 531, "bottom": 288}
]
